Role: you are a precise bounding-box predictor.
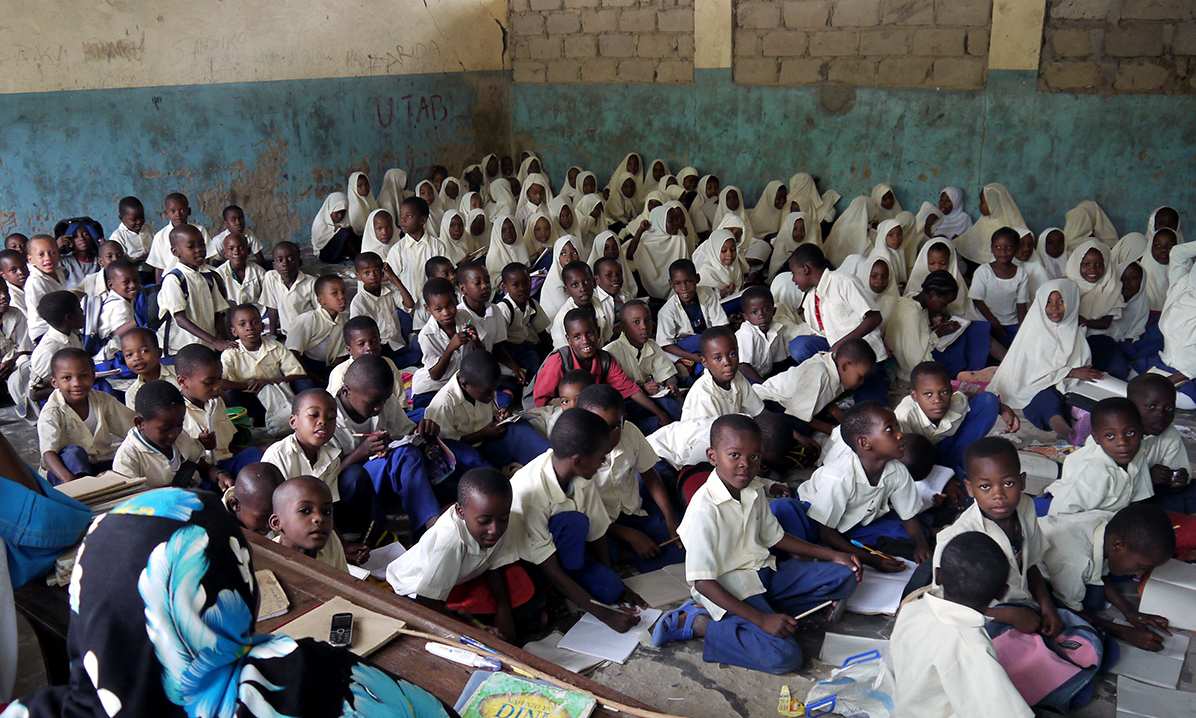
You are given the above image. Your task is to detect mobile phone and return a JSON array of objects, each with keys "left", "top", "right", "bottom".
[{"left": 329, "top": 612, "right": 353, "bottom": 648}]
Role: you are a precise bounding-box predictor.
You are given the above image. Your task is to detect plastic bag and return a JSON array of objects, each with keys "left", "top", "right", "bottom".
[{"left": 804, "top": 650, "right": 895, "bottom": 718}]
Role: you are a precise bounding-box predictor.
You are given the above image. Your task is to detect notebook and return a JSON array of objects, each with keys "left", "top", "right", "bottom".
[
  {"left": 557, "top": 607, "right": 662, "bottom": 664},
  {"left": 1116, "top": 675, "right": 1196, "bottom": 718},
  {"left": 621, "top": 563, "right": 690, "bottom": 608},
  {"left": 845, "top": 558, "right": 917, "bottom": 616},
  {"left": 1139, "top": 559, "right": 1196, "bottom": 632},
  {"left": 521, "top": 632, "right": 606, "bottom": 674},
  {"left": 1110, "top": 620, "right": 1189, "bottom": 689},
  {"left": 359, "top": 540, "right": 407, "bottom": 581},
  {"left": 457, "top": 672, "right": 597, "bottom": 718},
  {"left": 54, "top": 471, "right": 147, "bottom": 506},
  {"left": 915, "top": 465, "right": 954, "bottom": 513},
  {"left": 275, "top": 596, "right": 404, "bottom": 657},
  {"left": 934, "top": 318, "right": 971, "bottom": 351},
  {"left": 255, "top": 570, "right": 289, "bottom": 620}
]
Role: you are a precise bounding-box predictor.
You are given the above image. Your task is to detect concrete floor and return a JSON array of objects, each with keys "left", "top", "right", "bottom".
[{"left": 8, "top": 249, "right": 1195, "bottom": 715}]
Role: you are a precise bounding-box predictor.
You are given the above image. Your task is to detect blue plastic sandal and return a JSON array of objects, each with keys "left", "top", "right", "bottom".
[{"left": 652, "top": 599, "right": 709, "bottom": 647}]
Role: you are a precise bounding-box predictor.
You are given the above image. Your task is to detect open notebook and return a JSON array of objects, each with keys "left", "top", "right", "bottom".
[
  {"left": 845, "top": 558, "right": 917, "bottom": 616},
  {"left": 557, "top": 607, "right": 662, "bottom": 664},
  {"left": 621, "top": 563, "right": 690, "bottom": 608},
  {"left": 1139, "top": 559, "right": 1196, "bottom": 632}
]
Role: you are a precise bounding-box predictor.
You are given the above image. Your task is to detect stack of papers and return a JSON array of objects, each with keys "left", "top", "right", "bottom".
[
  {"left": 915, "top": 465, "right": 954, "bottom": 513},
  {"left": 557, "top": 607, "right": 662, "bottom": 664},
  {"left": 1110, "top": 626, "right": 1189, "bottom": 689},
  {"left": 621, "top": 564, "right": 691, "bottom": 608},
  {"left": 1116, "top": 675, "right": 1196, "bottom": 718},
  {"left": 54, "top": 471, "right": 147, "bottom": 508},
  {"left": 845, "top": 558, "right": 917, "bottom": 616}
]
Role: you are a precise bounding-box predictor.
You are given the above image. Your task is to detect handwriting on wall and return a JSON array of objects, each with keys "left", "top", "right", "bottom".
[{"left": 376, "top": 94, "right": 451, "bottom": 128}]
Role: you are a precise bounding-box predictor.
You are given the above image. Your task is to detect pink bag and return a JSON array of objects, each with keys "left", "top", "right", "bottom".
[{"left": 991, "top": 630, "right": 1083, "bottom": 706}]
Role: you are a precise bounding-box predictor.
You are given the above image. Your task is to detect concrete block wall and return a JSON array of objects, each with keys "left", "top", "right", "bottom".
[
  {"left": 733, "top": 0, "right": 993, "bottom": 89},
  {"left": 510, "top": 0, "right": 695, "bottom": 84},
  {"left": 1040, "top": 0, "right": 1196, "bottom": 93}
]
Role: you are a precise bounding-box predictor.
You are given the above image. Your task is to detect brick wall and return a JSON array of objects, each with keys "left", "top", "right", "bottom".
[
  {"left": 510, "top": 0, "right": 695, "bottom": 84},
  {"left": 1040, "top": 0, "right": 1196, "bottom": 93},
  {"left": 733, "top": 0, "right": 992, "bottom": 89}
]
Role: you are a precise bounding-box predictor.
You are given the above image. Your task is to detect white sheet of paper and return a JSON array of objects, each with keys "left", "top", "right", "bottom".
[
  {"left": 346, "top": 564, "right": 370, "bottom": 580},
  {"left": 1110, "top": 622, "right": 1189, "bottom": 689},
  {"left": 360, "top": 541, "right": 408, "bottom": 581},
  {"left": 521, "top": 632, "right": 606, "bottom": 674},
  {"left": 845, "top": 558, "right": 917, "bottom": 616},
  {"left": 818, "top": 632, "right": 893, "bottom": 671},
  {"left": 622, "top": 566, "right": 691, "bottom": 608},
  {"left": 1072, "top": 376, "right": 1130, "bottom": 402},
  {"left": 934, "top": 318, "right": 971, "bottom": 351},
  {"left": 915, "top": 465, "right": 954, "bottom": 513},
  {"left": 1116, "top": 675, "right": 1196, "bottom": 718},
  {"left": 1139, "top": 559, "right": 1196, "bottom": 632},
  {"left": 557, "top": 607, "right": 663, "bottom": 664}
]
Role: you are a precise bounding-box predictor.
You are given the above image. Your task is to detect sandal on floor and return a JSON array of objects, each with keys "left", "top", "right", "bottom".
[{"left": 651, "top": 599, "right": 708, "bottom": 647}]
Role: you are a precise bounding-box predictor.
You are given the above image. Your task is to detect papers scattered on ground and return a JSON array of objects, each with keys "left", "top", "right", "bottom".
[
  {"left": 359, "top": 540, "right": 407, "bottom": 581},
  {"left": 1139, "top": 560, "right": 1196, "bottom": 632},
  {"left": 621, "top": 564, "right": 691, "bottom": 608},
  {"left": 1116, "top": 675, "right": 1196, "bottom": 718},
  {"left": 1109, "top": 621, "right": 1189, "bottom": 690},
  {"left": 558, "top": 607, "right": 663, "bottom": 664}
]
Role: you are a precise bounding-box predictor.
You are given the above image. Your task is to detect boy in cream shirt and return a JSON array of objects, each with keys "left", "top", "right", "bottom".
[
  {"left": 1129, "top": 373, "right": 1196, "bottom": 513},
  {"left": 680, "top": 327, "right": 764, "bottom": 422},
  {"left": 120, "top": 328, "right": 177, "bottom": 411},
  {"left": 604, "top": 300, "right": 682, "bottom": 421},
  {"left": 734, "top": 286, "right": 798, "bottom": 383},
  {"left": 754, "top": 339, "right": 874, "bottom": 441},
  {"left": 176, "top": 344, "right": 263, "bottom": 476},
  {"left": 285, "top": 274, "right": 349, "bottom": 383},
  {"left": 656, "top": 259, "right": 728, "bottom": 370},
  {"left": 221, "top": 304, "right": 310, "bottom": 435},
  {"left": 113, "top": 379, "right": 228, "bottom": 490},
  {"left": 1046, "top": 398, "right": 1153, "bottom": 516},
  {"left": 269, "top": 475, "right": 350, "bottom": 573}
]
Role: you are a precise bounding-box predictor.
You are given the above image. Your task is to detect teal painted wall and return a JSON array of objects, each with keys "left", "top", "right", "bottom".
[
  {"left": 512, "top": 69, "right": 1196, "bottom": 234},
  {"left": 0, "top": 71, "right": 509, "bottom": 243}
]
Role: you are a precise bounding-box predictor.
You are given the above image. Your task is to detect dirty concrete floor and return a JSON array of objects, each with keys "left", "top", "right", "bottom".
[{"left": 9, "top": 248, "right": 1196, "bottom": 715}]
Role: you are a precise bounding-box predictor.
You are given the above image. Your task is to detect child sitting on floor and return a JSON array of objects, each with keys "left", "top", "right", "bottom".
[
  {"left": 1130, "top": 373, "right": 1196, "bottom": 513},
  {"left": 0, "top": 249, "right": 29, "bottom": 320},
  {"left": 1045, "top": 397, "right": 1152, "bottom": 516},
  {"left": 121, "top": 327, "right": 176, "bottom": 410},
  {"left": 24, "top": 234, "right": 68, "bottom": 343},
  {"left": 681, "top": 327, "right": 764, "bottom": 422},
  {"left": 226, "top": 462, "right": 284, "bottom": 536},
  {"left": 604, "top": 300, "right": 682, "bottom": 421},
  {"left": 214, "top": 233, "right": 266, "bottom": 312},
  {"left": 550, "top": 261, "right": 613, "bottom": 349},
  {"left": 734, "top": 286, "right": 797, "bottom": 383},
  {"left": 113, "top": 379, "right": 226, "bottom": 490},
  {"left": 175, "top": 344, "right": 263, "bottom": 477},
  {"left": 90, "top": 259, "right": 142, "bottom": 362},
  {"left": 270, "top": 475, "right": 351, "bottom": 573},
  {"left": 971, "top": 226, "right": 1029, "bottom": 358},
  {"left": 261, "top": 241, "right": 316, "bottom": 338},
  {"left": 497, "top": 262, "right": 551, "bottom": 378},
  {"left": 657, "top": 259, "right": 728, "bottom": 372},
  {"left": 75, "top": 241, "right": 125, "bottom": 297},
  {"left": 286, "top": 274, "right": 348, "bottom": 383},
  {"left": 455, "top": 260, "right": 527, "bottom": 385},
  {"left": 410, "top": 277, "right": 483, "bottom": 408},
  {"left": 109, "top": 195, "right": 153, "bottom": 266},
  {"left": 222, "top": 303, "right": 310, "bottom": 435},
  {"left": 349, "top": 251, "right": 420, "bottom": 368},
  {"left": 327, "top": 316, "right": 406, "bottom": 403},
  {"left": 146, "top": 192, "right": 212, "bottom": 281},
  {"left": 157, "top": 225, "right": 234, "bottom": 354},
  {"left": 209, "top": 204, "right": 267, "bottom": 265},
  {"left": 29, "top": 291, "right": 84, "bottom": 403},
  {"left": 651, "top": 414, "right": 859, "bottom": 675}
]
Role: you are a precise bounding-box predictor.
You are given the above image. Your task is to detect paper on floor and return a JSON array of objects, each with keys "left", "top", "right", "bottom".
[
  {"left": 845, "top": 558, "right": 917, "bottom": 616},
  {"left": 1116, "top": 675, "right": 1196, "bottom": 718},
  {"left": 557, "top": 607, "right": 663, "bottom": 664}
]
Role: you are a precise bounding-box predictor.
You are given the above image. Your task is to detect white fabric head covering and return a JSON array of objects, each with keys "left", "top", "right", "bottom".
[
  {"left": 414, "top": 180, "right": 442, "bottom": 238},
  {"left": 485, "top": 212, "right": 528, "bottom": 286},
  {"left": 540, "top": 234, "right": 583, "bottom": 320},
  {"left": 605, "top": 173, "right": 642, "bottom": 224},
  {"left": 689, "top": 175, "right": 720, "bottom": 232},
  {"left": 487, "top": 178, "right": 517, "bottom": 219},
  {"left": 895, "top": 211, "right": 919, "bottom": 277},
  {"left": 871, "top": 183, "right": 902, "bottom": 222},
  {"left": 711, "top": 186, "right": 756, "bottom": 245},
  {"left": 359, "top": 207, "right": 396, "bottom": 257},
  {"left": 869, "top": 218, "right": 908, "bottom": 285},
  {"left": 1036, "top": 227, "right": 1069, "bottom": 279},
  {"left": 788, "top": 172, "right": 840, "bottom": 224},
  {"left": 521, "top": 210, "right": 558, "bottom": 260},
  {"left": 906, "top": 238, "right": 973, "bottom": 318},
  {"left": 1160, "top": 257, "right": 1196, "bottom": 376},
  {"left": 1147, "top": 206, "right": 1184, "bottom": 243},
  {"left": 346, "top": 171, "right": 378, "bottom": 234},
  {"left": 624, "top": 190, "right": 668, "bottom": 242},
  {"left": 634, "top": 204, "right": 691, "bottom": 299},
  {"left": 1063, "top": 200, "right": 1118, "bottom": 249},
  {"left": 658, "top": 175, "right": 684, "bottom": 202},
  {"left": 548, "top": 196, "right": 578, "bottom": 241},
  {"left": 517, "top": 173, "right": 551, "bottom": 222},
  {"left": 676, "top": 166, "right": 699, "bottom": 188},
  {"left": 1142, "top": 228, "right": 1180, "bottom": 311},
  {"left": 693, "top": 229, "right": 746, "bottom": 292},
  {"left": 1110, "top": 232, "right": 1147, "bottom": 267},
  {"left": 914, "top": 202, "right": 944, "bottom": 244},
  {"left": 438, "top": 209, "right": 468, "bottom": 264},
  {"left": 435, "top": 177, "right": 462, "bottom": 215},
  {"left": 517, "top": 154, "right": 549, "bottom": 190},
  {"left": 575, "top": 194, "right": 606, "bottom": 252},
  {"left": 377, "top": 168, "right": 410, "bottom": 219},
  {"left": 480, "top": 154, "right": 500, "bottom": 201},
  {"left": 465, "top": 208, "right": 490, "bottom": 255},
  {"left": 1066, "top": 239, "right": 1125, "bottom": 320},
  {"left": 310, "top": 192, "right": 349, "bottom": 252},
  {"left": 587, "top": 229, "right": 639, "bottom": 299},
  {"left": 935, "top": 186, "right": 973, "bottom": 239},
  {"left": 954, "top": 183, "right": 1025, "bottom": 264},
  {"left": 989, "top": 279, "right": 1090, "bottom": 409},
  {"left": 457, "top": 191, "right": 482, "bottom": 216},
  {"left": 643, "top": 159, "right": 670, "bottom": 195},
  {"left": 609, "top": 153, "right": 644, "bottom": 190},
  {"left": 825, "top": 195, "right": 878, "bottom": 266},
  {"left": 857, "top": 254, "right": 899, "bottom": 331},
  {"left": 557, "top": 166, "right": 583, "bottom": 203},
  {"left": 769, "top": 211, "right": 817, "bottom": 278},
  {"left": 574, "top": 171, "right": 599, "bottom": 201},
  {"left": 1110, "top": 259, "right": 1149, "bottom": 341},
  {"left": 748, "top": 180, "right": 788, "bottom": 238}
]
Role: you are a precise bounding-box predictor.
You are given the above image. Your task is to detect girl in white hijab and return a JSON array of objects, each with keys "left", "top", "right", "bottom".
[
  {"left": 1155, "top": 258, "right": 1196, "bottom": 408},
  {"left": 1107, "top": 260, "right": 1149, "bottom": 379},
  {"left": 487, "top": 178, "right": 518, "bottom": 220},
  {"left": 458, "top": 191, "right": 484, "bottom": 216},
  {"left": 1037, "top": 227, "right": 1069, "bottom": 279},
  {"left": 1067, "top": 240, "right": 1125, "bottom": 333},
  {"left": 659, "top": 174, "right": 684, "bottom": 202},
  {"left": 643, "top": 159, "right": 670, "bottom": 193},
  {"left": 574, "top": 171, "right": 600, "bottom": 202},
  {"left": 824, "top": 195, "right": 878, "bottom": 266},
  {"left": 517, "top": 155, "right": 549, "bottom": 191},
  {"left": 587, "top": 230, "right": 639, "bottom": 300},
  {"left": 377, "top": 168, "right": 410, "bottom": 219},
  {"left": 1062, "top": 200, "right": 1119, "bottom": 249},
  {"left": 693, "top": 229, "right": 748, "bottom": 303},
  {"left": 1110, "top": 232, "right": 1147, "bottom": 267},
  {"left": 1142, "top": 227, "right": 1179, "bottom": 311},
  {"left": 711, "top": 186, "right": 756, "bottom": 244},
  {"left": 310, "top": 192, "right": 350, "bottom": 259},
  {"left": 886, "top": 269, "right": 990, "bottom": 382},
  {"left": 608, "top": 152, "right": 644, "bottom": 193},
  {"left": 346, "top": 171, "right": 378, "bottom": 235},
  {"left": 1012, "top": 227, "right": 1052, "bottom": 296},
  {"left": 557, "top": 166, "right": 583, "bottom": 204},
  {"left": 620, "top": 191, "right": 668, "bottom": 243},
  {"left": 748, "top": 181, "right": 789, "bottom": 240},
  {"left": 788, "top": 172, "right": 840, "bottom": 225},
  {"left": 1146, "top": 206, "right": 1183, "bottom": 243},
  {"left": 935, "top": 186, "right": 973, "bottom": 239},
  {"left": 912, "top": 203, "right": 944, "bottom": 262},
  {"left": 689, "top": 175, "right": 721, "bottom": 235},
  {"left": 857, "top": 254, "right": 900, "bottom": 333},
  {"left": 480, "top": 153, "right": 501, "bottom": 202},
  {"left": 516, "top": 173, "right": 552, "bottom": 231},
  {"left": 464, "top": 208, "right": 490, "bottom": 257},
  {"left": 988, "top": 280, "right": 1100, "bottom": 435},
  {"left": 871, "top": 183, "right": 902, "bottom": 222},
  {"left": 522, "top": 211, "right": 558, "bottom": 275},
  {"left": 575, "top": 195, "right": 607, "bottom": 252},
  {"left": 954, "top": 183, "right": 1026, "bottom": 264},
  {"left": 359, "top": 208, "right": 397, "bottom": 258},
  {"left": 547, "top": 196, "right": 583, "bottom": 254},
  {"left": 868, "top": 219, "right": 909, "bottom": 286},
  {"left": 906, "top": 238, "right": 977, "bottom": 320},
  {"left": 628, "top": 204, "right": 690, "bottom": 299},
  {"left": 768, "top": 211, "right": 817, "bottom": 278},
  {"left": 414, "top": 180, "right": 442, "bottom": 238},
  {"left": 539, "top": 234, "right": 584, "bottom": 320},
  {"left": 435, "top": 177, "right": 462, "bottom": 218},
  {"left": 438, "top": 210, "right": 469, "bottom": 265},
  {"left": 485, "top": 212, "right": 528, "bottom": 287},
  {"left": 715, "top": 213, "right": 769, "bottom": 276},
  {"left": 605, "top": 173, "right": 642, "bottom": 226}
]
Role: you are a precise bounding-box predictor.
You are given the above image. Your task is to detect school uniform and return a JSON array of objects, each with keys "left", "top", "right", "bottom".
[
  {"left": 350, "top": 285, "right": 419, "bottom": 367},
  {"left": 207, "top": 229, "right": 265, "bottom": 261},
  {"left": 145, "top": 223, "right": 212, "bottom": 272},
  {"left": 592, "top": 287, "right": 619, "bottom": 332},
  {"left": 891, "top": 593, "right": 1033, "bottom": 718},
  {"left": 424, "top": 372, "right": 550, "bottom": 469},
  {"left": 109, "top": 223, "right": 154, "bottom": 260},
  {"left": 0, "top": 308, "right": 30, "bottom": 364},
  {"left": 656, "top": 287, "right": 727, "bottom": 356},
  {"left": 112, "top": 427, "right": 205, "bottom": 489},
  {"left": 273, "top": 531, "right": 349, "bottom": 573},
  {"left": 1046, "top": 437, "right": 1153, "bottom": 516},
  {"left": 681, "top": 371, "right": 765, "bottom": 422},
  {"left": 753, "top": 351, "right": 841, "bottom": 423},
  {"left": 646, "top": 417, "right": 717, "bottom": 471},
  {"left": 385, "top": 234, "right": 448, "bottom": 308},
  {"left": 24, "top": 267, "right": 67, "bottom": 342},
  {"left": 510, "top": 450, "right": 625, "bottom": 604},
  {"left": 6, "top": 281, "right": 25, "bottom": 319},
  {"left": 549, "top": 298, "right": 612, "bottom": 349},
  {"left": 29, "top": 327, "right": 82, "bottom": 390},
  {"left": 124, "top": 364, "right": 178, "bottom": 411},
  {"left": 184, "top": 394, "right": 262, "bottom": 476},
  {"left": 895, "top": 392, "right": 999, "bottom": 479},
  {"left": 285, "top": 307, "right": 346, "bottom": 380},
  {"left": 260, "top": 270, "right": 316, "bottom": 335},
  {"left": 604, "top": 334, "right": 678, "bottom": 386},
  {"left": 157, "top": 264, "right": 229, "bottom": 354},
  {"left": 214, "top": 261, "right": 266, "bottom": 312},
  {"left": 970, "top": 263, "right": 1028, "bottom": 344},
  {"left": 386, "top": 506, "right": 520, "bottom": 600},
  {"left": 93, "top": 291, "right": 135, "bottom": 361},
  {"left": 221, "top": 338, "right": 306, "bottom": 434},
  {"left": 411, "top": 317, "right": 484, "bottom": 399},
  {"left": 793, "top": 453, "right": 922, "bottom": 543},
  {"left": 531, "top": 348, "right": 640, "bottom": 407},
  {"left": 932, "top": 495, "right": 1043, "bottom": 606},
  {"left": 327, "top": 355, "right": 408, "bottom": 406},
  {"left": 457, "top": 299, "right": 508, "bottom": 353},
  {"left": 885, "top": 297, "right": 990, "bottom": 381},
  {"left": 735, "top": 319, "right": 795, "bottom": 379},
  {"left": 496, "top": 294, "right": 549, "bottom": 376},
  {"left": 678, "top": 475, "right": 856, "bottom": 674},
  {"left": 1039, "top": 512, "right": 1111, "bottom": 613},
  {"left": 1143, "top": 427, "right": 1196, "bottom": 513},
  {"left": 37, "top": 389, "right": 134, "bottom": 482},
  {"left": 75, "top": 271, "right": 107, "bottom": 298},
  {"left": 262, "top": 433, "right": 341, "bottom": 501}
]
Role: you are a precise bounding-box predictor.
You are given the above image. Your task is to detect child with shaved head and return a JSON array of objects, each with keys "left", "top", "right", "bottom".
[{"left": 269, "top": 475, "right": 348, "bottom": 573}]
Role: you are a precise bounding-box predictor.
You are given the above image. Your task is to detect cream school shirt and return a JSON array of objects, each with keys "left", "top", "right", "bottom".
[
  {"left": 931, "top": 495, "right": 1044, "bottom": 605},
  {"left": 260, "top": 271, "right": 316, "bottom": 334},
  {"left": 146, "top": 223, "right": 212, "bottom": 271},
  {"left": 24, "top": 267, "right": 67, "bottom": 342},
  {"left": 37, "top": 389, "right": 134, "bottom": 470},
  {"left": 207, "top": 229, "right": 265, "bottom": 260},
  {"left": 891, "top": 594, "right": 1033, "bottom": 718},
  {"left": 884, "top": 297, "right": 935, "bottom": 381},
  {"left": 113, "top": 427, "right": 205, "bottom": 489},
  {"left": 273, "top": 531, "right": 348, "bottom": 573},
  {"left": 510, "top": 450, "right": 611, "bottom": 565},
  {"left": 550, "top": 298, "right": 612, "bottom": 349},
  {"left": 457, "top": 300, "right": 507, "bottom": 352},
  {"left": 1141, "top": 426, "right": 1190, "bottom": 474},
  {"left": 797, "top": 453, "right": 921, "bottom": 533},
  {"left": 124, "top": 364, "right": 178, "bottom": 411},
  {"left": 95, "top": 291, "right": 135, "bottom": 360},
  {"left": 753, "top": 351, "right": 842, "bottom": 422},
  {"left": 1039, "top": 512, "right": 1110, "bottom": 611},
  {"left": 327, "top": 355, "right": 407, "bottom": 406},
  {"left": 677, "top": 475, "right": 784, "bottom": 620},
  {"left": 183, "top": 395, "right": 237, "bottom": 463},
  {"left": 29, "top": 327, "right": 82, "bottom": 388},
  {"left": 970, "top": 263, "right": 1028, "bottom": 326},
  {"left": 894, "top": 392, "right": 970, "bottom": 444},
  {"left": 385, "top": 234, "right": 449, "bottom": 308},
  {"left": 327, "top": 393, "right": 416, "bottom": 459},
  {"left": 215, "top": 261, "right": 266, "bottom": 311},
  {"left": 350, "top": 285, "right": 407, "bottom": 351},
  {"left": 603, "top": 334, "right": 677, "bottom": 386},
  {"left": 285, "top": 307, "right": 346, "bottom": 363},
  {"left": 656, "top": 287, "right": 728, "bottom": 346},
  {"left": 802, "top": 269, "right": 888, "bottom": 361},
  {"left": 681, "top": 371, "right": 765, "bottom": 422},
  {"left": 6, "top": 281, "right": 25, "bottom": 319},
  {"left": 0, "top": 308, "right": 30, "bottom": 363},
  {"left": 1047, "top": 437, "right": 1153, "bottom": 516},
  {"left": 647, "top": 417, "right": 717, "bottom": 470},
  {"left": 423, "top": 373, "right": 493, "bottom": 442},
  {"left": 157, "top": 264, "right": 229, "bottom": 351},
  {"left": 496, "top": 296, "right": 549, "bottom": 346},
  {"left": 109, "top": 223, "right": 154, "bottom": 260},
  {"left": 262, "top": 433, "right": 342, "bottom": 502},
  {"left": 735, "top": 319, "right": 796, "bottom": 378},
  {"left": 411, "top": 317, "right": 483, "bottom": 395},
  {"left": 386, "top": 506, "right": 520, "bottom": 601},
  {"left": 592, "top": 422, "right": 659, "bottom": 521}
]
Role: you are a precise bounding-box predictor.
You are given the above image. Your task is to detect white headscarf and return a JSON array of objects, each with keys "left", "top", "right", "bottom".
[
  {"left": 689, "top": 175, "right": 720, "bottom": 233},
  {"left": 465, "top": 208, "right": 490, "bottom": 255},
  {"left": 748, "top": 181, "right": 788, "bottom": 238},
  {"left": 575, "top": 195, "right": 606, "bottom": 253},
  {"left": 989, "top": 279, "right": 1089, "bottom": 409},
  {"left": 486, "top": 212, "right": 528, "bottom": 286},
  {"left": 516, "top": 173, "right": 552, "bottom": 231},
  {"left": 1066, "top": 239, "right": 1125, "bottom": 321},
  {"left": 605, "top": 173, "right": 642, "bottom": 225},
  {"left": 548, "top": 196, "right": 580, "bottom": 249},
  {"left": 642, "top": 159, "right": 670, "bottom": 198},
  {"left": 521, "top": 210, "right": 558, "bottom": 265},
  {"left": 659, "top": 175, "right": 684, "bottom": 201},
  {"left": 915, "top": 202, "right": 944, "bottom": 246},
  {"left": 954, "top": 183, "right": 1026, "bottom": 264},
  {"left": 1036, "top": 227, "right": 1069, "bottom": 279},
  {"left": 1110, "top": 260, "right": 1149, "bottom": 342},
  {"left": 634, "top": 204, "right": 691, "bottom": 299},
  {"left": 609, "top": 153, "right": 644, "bottom": 192},
  {"left": 906, "top": 238, "right": 974, "bottom": 319},
  {"left": 857, "top": 254, "right": 899, "bottom": 332},
  {"left": 1110, "top": 232, "right": 1147, "bottom": 268},
  {"left": 540, "top": 234, "right": 583, "bottom": 320},
  {"left": 788, "top": 172, "right": 840, "bottom": 224},
  {"left": 1160, "top": 259, "right": 1196, "bottom": 377},
  {"left": 480, "top": 154, "right": 500, "bottom": 202},
  {"left": 1143, "top": 228, "right": 1180, "bottom": 311},
  {"left": 487, "top": 178, "right": 517, "bottom": 219},
  {"left": 711, "top": 186, "right": 756, "bottom": 245},
  {"left": 517, "top": 155, "right": 549, "bottom": 190},
  {"left": 1013, "top": 227, "right": 1052, "bottom": 297},
  {"left": 438, "top": 210, "right": 468, "bottom": 265},
  {"left": 587, "top": 229, "right": 639, "bottom": 299},
  {"left": 435, "top": 177, "right": 462, "bottom": 217},
  {"left": 457, "top": 191, "right": 482, "bottom": 216},
  {"left": 359, "top": 208, "right": 396, "bottom": 257},
  {"left": 557, "top": 166, "right": 583, "bottom": 204},
  {"left": 869, "top": 219, "right": 908, "bottom": 285},
  {"left": 769, "top": 211, "right": 817, "bottom": 278},
  {"left": 574, "top": 171, "right": 599, "bottom": 202},
  {"left": 935, "top": 186, "right": 973, "bottom": 239},
  {"left": 1147, "top": 206, "right": 1184, "bottom": 243},
  {"left": 1063, "top": 200, "right": 1118, "bottom": 249},
  {"left": 377, "top": 168, "right": 410, "bottom": 219},
  {"left": 825, "top": 196, "right": 878, "bottom": 266},
  {"left": 414, "top": 180, "right": 442, "bottom": 238},
  {"left": 310, "top": 192, "right": 349, "bottom": 252},
  {"left": 871, "top": 183, "right": 902, "bottom": 222},
  {"left": 895, "top": 211, "right": 919, "bottom": 277},
  {"left": 346, "top": 171, "right": 378, "bottom": 234},
  {"left": 694, "top": 229, "right": 746, "bottom": 293}
]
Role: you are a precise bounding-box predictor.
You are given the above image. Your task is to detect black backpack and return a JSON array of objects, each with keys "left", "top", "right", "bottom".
[{"left": 556, "top": 346, "right": 611, "bottom": 379}]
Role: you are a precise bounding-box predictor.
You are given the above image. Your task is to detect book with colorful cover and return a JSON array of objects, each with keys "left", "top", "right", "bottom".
[{"left": 457, "top": 672, "right": 596, "bottom": 718}]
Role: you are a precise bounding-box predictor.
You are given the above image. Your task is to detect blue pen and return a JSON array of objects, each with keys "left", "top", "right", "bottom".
[{"left": 460, "top": 635, "right": 500, "bottom": 655}]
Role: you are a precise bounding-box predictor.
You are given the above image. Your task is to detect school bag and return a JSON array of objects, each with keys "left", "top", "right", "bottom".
[
  {"left": 556, "top": 346, "right": 611, "bottom": 378},
  {"left": 159, "top": 268, "right": 225, "bottom": 355}
]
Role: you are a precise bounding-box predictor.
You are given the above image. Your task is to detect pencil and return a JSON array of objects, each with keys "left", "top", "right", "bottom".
[
  {"left": 660, "top": 536, "right": 682, "bottom": 547},
  {"left": 353, "top": 432, "right": 385, "bottom": 437},
  {"left": 793, "top": 600, "right": 833, "bottom": 621},
  {"left": 850, "top": 539, "right": 897, "bottom": 562}
]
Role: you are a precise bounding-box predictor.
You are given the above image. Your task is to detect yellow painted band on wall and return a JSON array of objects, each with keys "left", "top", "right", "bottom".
[{"left": 990, "top": 0, "right": 1048, "bottom": 71}]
